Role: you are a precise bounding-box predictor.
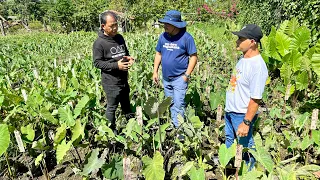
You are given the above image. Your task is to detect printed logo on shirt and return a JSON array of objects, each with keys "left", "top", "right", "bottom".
[
  {"left": 110, "top": 45, "right": 126, "bottom": 58},
  {"left": 163, "top": 43, "right": 180, "bottom": 51},
  {"left": 227, "top": 68, "right": 242, "bottom": 92}
]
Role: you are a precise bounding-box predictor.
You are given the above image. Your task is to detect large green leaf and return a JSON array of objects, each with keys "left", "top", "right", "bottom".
[
  {"left": 142, "top": 151, "right": 165, "bottom": 180},
  {"left": 312, "top": 130, "right": 320, "bottom": 146},
  {"left": 311, "top": 53, "right": 320, "bottom": 78},
  {"left": 158, "top": 97, "right": 172, "bottom": 116},
  {"left": 82, "top": 149, "right": 105, "bottom": 176},
  {"left": 209, "top": 91, "right": 224, "bottom": 110},
  {"left": 296, "top": 71, "right": 308, "bottom": 90},
  {"left": 300, "top": 55, "right": 311, "bottom": 72},
  {"left": 54, "top": 124, "right": 67, "bottom": 145},
  {"left": 102, "top": 156, "right": 123, "bottom": 179},
  {"left": 218, "top": 143, "right": 236, "bottom": 168},
  {"left": 40, "top": 108, "right": 58, "bottom": 124},
  {"left": 278, "top": 20, "right": 289, "bottom": 34},
  {"left": 269, "top": 36, "right": 281, "bottom": 61},
  {"left": 296, "top": 165, "right": 320, "bottom": 177},
  {"left": 279, "top": 63, "right": 292, "bottom": 85},
  {"left": 56, "top": 139, "right": 72, "bottom": 164},
  {"left": 294, "top": 112, "right": 309, "bottom": 132},
  {"left": 71, "top": 119, "right": 85, "bottom": 142},
  {"left": 190, "top": 116, "right": 203, "bottom": 129},
  {"left": 249, "top": 146, "right": 274, "bottom": 173},
  {"left": 187, "top": 166, "right": 205, "bottom": 180},
  {"left": 0, "top": 124, "right": 10, "bottom": 156},
  {"left": 300, "top": 136, "right": 313, "bottom": 151},
  {"left": 73, "top": 95, "right": 89, "bottom": 119},
  {"left": 180, "top": 161, "right": 194, "bottom": 176},
  {"left": 58, "top": 106, "right": 75, "bottom": 127},
  {"left": 240, "top": 169, "right": 264, "bottom": 180},
  {"left": 282, "top": 50, "right": 302, "bottom": 73},
  {"left": 21, "top": 124, "right": 35, "bottom": 142},
  {"left": 290, "top": 26, "right": 311, "bottom": 53},
  {"left": 276, "top": 31, "right": 291, "bottom": 56},
  {"left": 286, "top": 18, "right": 300, "bottom": 36}
]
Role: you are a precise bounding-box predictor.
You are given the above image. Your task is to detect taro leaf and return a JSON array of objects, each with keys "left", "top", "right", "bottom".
[
  {"left": 59, "top": 106, "right": 75, "bottom": 127},
  {"left": 312, "top": 130, "right": 320, "bottom": 146},
  {"left": 294, "top": 112, "right": 309, "bottom": 132},
  {"left": 0, "top": 124, "right": 10, "bottom": 156},
  {"left": 54, "top": 124, "right": 67, "bottom": 145},
  {"left": 35, "top": 153, "right": 44, "bottom": 166},
  {"left": 71, "top": 77, "right": 79, "bottom": 89},
  {"left": 145, "top": 118, "right": 157, "bottom": 129},
  {"left": 290, "top": 26, "right": 311, "bottom": 53},
  {"left": 209, "top": 91, "right": 223, "bottom": 110},
  {"left": 40, "top": 108, "right": 58, "bottom": 124},
  {"left": 278, "top": 20, "right": 289, "bottom": 34},
  {"left": 276, "top": 31, "right": 291, "bottom": 56},
  {"left": 180, "top": 161, "right": 194, "bottom": 176},
  {"left": 21, "top": 124, "right": 35, "bottom": 142},
  {"left": 282, "top": 50, "right": 302, "bottom": 73},
  {"left": 82, "top": 149, "right": 105, "bottom": 176},
  {"left": 102, "top": 156, "right": 123, "bottom": 179},
  {"left": 56, "top": 139, "right": 72, "bottom": 164},
  {"left": 279, "top": 63, "right": 292, "bottom": 85},
  {"left": 286, "top": 18, "right": 300, "bottom": 36},
  {"left": 269, "top": 36, "right": 281, "bottom": 61},
  {"left": 296, "top": 71, "right": 308, "bottom": 91},
  {"left": 142, "top": 151, "right": 165, "bottom": 180},
  {"left": 240, "top": 169, "right": 263, "bottom": 180},
  {"left": 311, "top": 53, "right": 320, "bottom": 78},
  {"left": 158, "top": 97, "right": 172, "bottom": 117},
  {"left": 300, "top": 136, "right": 313, "bottom": 151},
  {"left": 154, "top": 123, "right": 170, "bottom": 143},
  {"left": 296, "top": 165, "right": 320, "bottom": 177},
  {"left": 71, "top": 119, "right": 85, "bottom": 142},
  {"left": 187, "top": 166, "right": 205, "bottom": 180},
  {"left": 190, "top": 116, "right": 203, "bottom": 129},
  {"left": 98, "top": 124, "right": 115, "bottom": 138},
  {"left": 218, "top": 143, "right": 236, "bottom": 168},
  {"left": 73, "top": 95, "right": 90, "bottom": 119},
  {"left": 249, "top": 146, "right": 274, "bottom": 173},
  {"left": 144, "top": 97, "right": 158, "bottom": 118}
]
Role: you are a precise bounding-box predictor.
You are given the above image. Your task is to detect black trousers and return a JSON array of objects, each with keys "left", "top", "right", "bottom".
[{"left": 102, "top": 83, "right": 134, "bottom": 130}]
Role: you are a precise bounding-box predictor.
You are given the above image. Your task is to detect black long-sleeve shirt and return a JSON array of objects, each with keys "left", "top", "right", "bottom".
[{"left": 93, "top": 30, "right": 129, "bottom": 86}]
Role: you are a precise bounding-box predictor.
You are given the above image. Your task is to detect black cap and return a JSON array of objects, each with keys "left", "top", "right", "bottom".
[{"left": 232, "top": 24, "right": 263, "bottom": 43}]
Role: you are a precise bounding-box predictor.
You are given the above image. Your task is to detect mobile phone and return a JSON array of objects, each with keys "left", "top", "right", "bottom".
[{"left": 122, "top": 56, "right": 129, "bottom": 62}]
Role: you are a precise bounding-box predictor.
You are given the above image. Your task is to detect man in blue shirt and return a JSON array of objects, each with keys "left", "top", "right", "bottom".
[{"left": 153, "top": 10, "right": 198, "bottom": 129}]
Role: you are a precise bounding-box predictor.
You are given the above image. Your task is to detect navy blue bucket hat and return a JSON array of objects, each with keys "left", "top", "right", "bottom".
[{"left": 159, "top": 10, "right": 187, "bottom": 28}]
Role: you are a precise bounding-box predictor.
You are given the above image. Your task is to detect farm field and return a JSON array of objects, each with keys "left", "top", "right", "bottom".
[{"left": 1, "top": 19, "right": 320, "bottom": 180}]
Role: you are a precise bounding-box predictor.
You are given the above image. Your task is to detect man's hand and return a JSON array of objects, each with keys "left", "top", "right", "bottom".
[
  {"left": 182, "top": 75, "right": 189, "bottom": 82},
  {"left": 152, "top": 72, "right": 159, "bottom": 85},
  {"left": 237, "top": 122, "right": 250, "bottom": 137},
  {"left": 123, "top": 56, "right": 135, "bottom": 66},
  {"left": 118, "top": 59, "right": 130, "bottom": 71}
]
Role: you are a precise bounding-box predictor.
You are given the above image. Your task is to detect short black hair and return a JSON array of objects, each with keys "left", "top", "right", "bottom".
[{"left": 100, "top": 11, "right": 118, "bottom": 25}]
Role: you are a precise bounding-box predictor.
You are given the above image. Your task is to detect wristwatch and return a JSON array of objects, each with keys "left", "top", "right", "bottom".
[
  {"left": 184, "top": 73, "right": 191, "bottom": 79},
  {"left": 243, "top": 119, "right": 251, "bottom": 126}
]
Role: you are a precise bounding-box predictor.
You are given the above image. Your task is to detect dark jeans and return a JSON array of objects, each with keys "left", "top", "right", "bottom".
[{"left": 102, "top": 83, "right": 134, "bottom": 130}]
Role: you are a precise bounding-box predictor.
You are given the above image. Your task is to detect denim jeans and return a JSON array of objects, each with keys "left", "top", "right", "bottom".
[
  {"left": 102, "top": 83, "right": 134, "bottom": 130},
  {"left": 163, "top": 75, "right": 188, "bottom": 127},
  {"left": 224, "top": 112, "right": 257, "bottom": 170}
]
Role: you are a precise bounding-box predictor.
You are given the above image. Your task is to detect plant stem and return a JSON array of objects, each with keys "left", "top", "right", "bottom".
[{"left": 5, "top": 152, "right": 13, "bottom": 179}]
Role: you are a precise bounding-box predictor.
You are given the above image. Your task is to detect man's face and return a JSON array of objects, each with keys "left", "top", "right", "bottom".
[
  {"left": 164, "top": 23, "right": 176, "bottom": 34},
  {"left": 102, "top": 15, "right": 118, "bottom": 37},
  {"left": 236, "top": 36, "right": 255, "bottom": 52}
]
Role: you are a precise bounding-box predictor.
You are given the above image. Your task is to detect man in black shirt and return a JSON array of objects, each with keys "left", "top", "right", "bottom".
[{"left": 93, "top": 11, "right": 134, "bottom": 133}]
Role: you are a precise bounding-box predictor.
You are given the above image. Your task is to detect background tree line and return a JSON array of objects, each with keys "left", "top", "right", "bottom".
[{"left": 0, "top": 0, "right": 319, "bottom": 41}]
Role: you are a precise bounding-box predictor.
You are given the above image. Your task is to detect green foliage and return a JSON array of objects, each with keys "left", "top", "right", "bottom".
[
  {"left": 56, "top": 139, "right": 72, "bottom": 164},
  {"left": 218, "top": 143, "right": 236, "bottom": 169},
  {"left": 82, "top": 149, "right": 105, "bottom": 176},
  {"left": 142, "top": 151, "right": 165, "bottom": 180},
  {"left": 0, "top": 124, "right": 10, "bottom": 156},
  {"left": 102, "top": 156, "right": 123, "bottom": 179}
]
